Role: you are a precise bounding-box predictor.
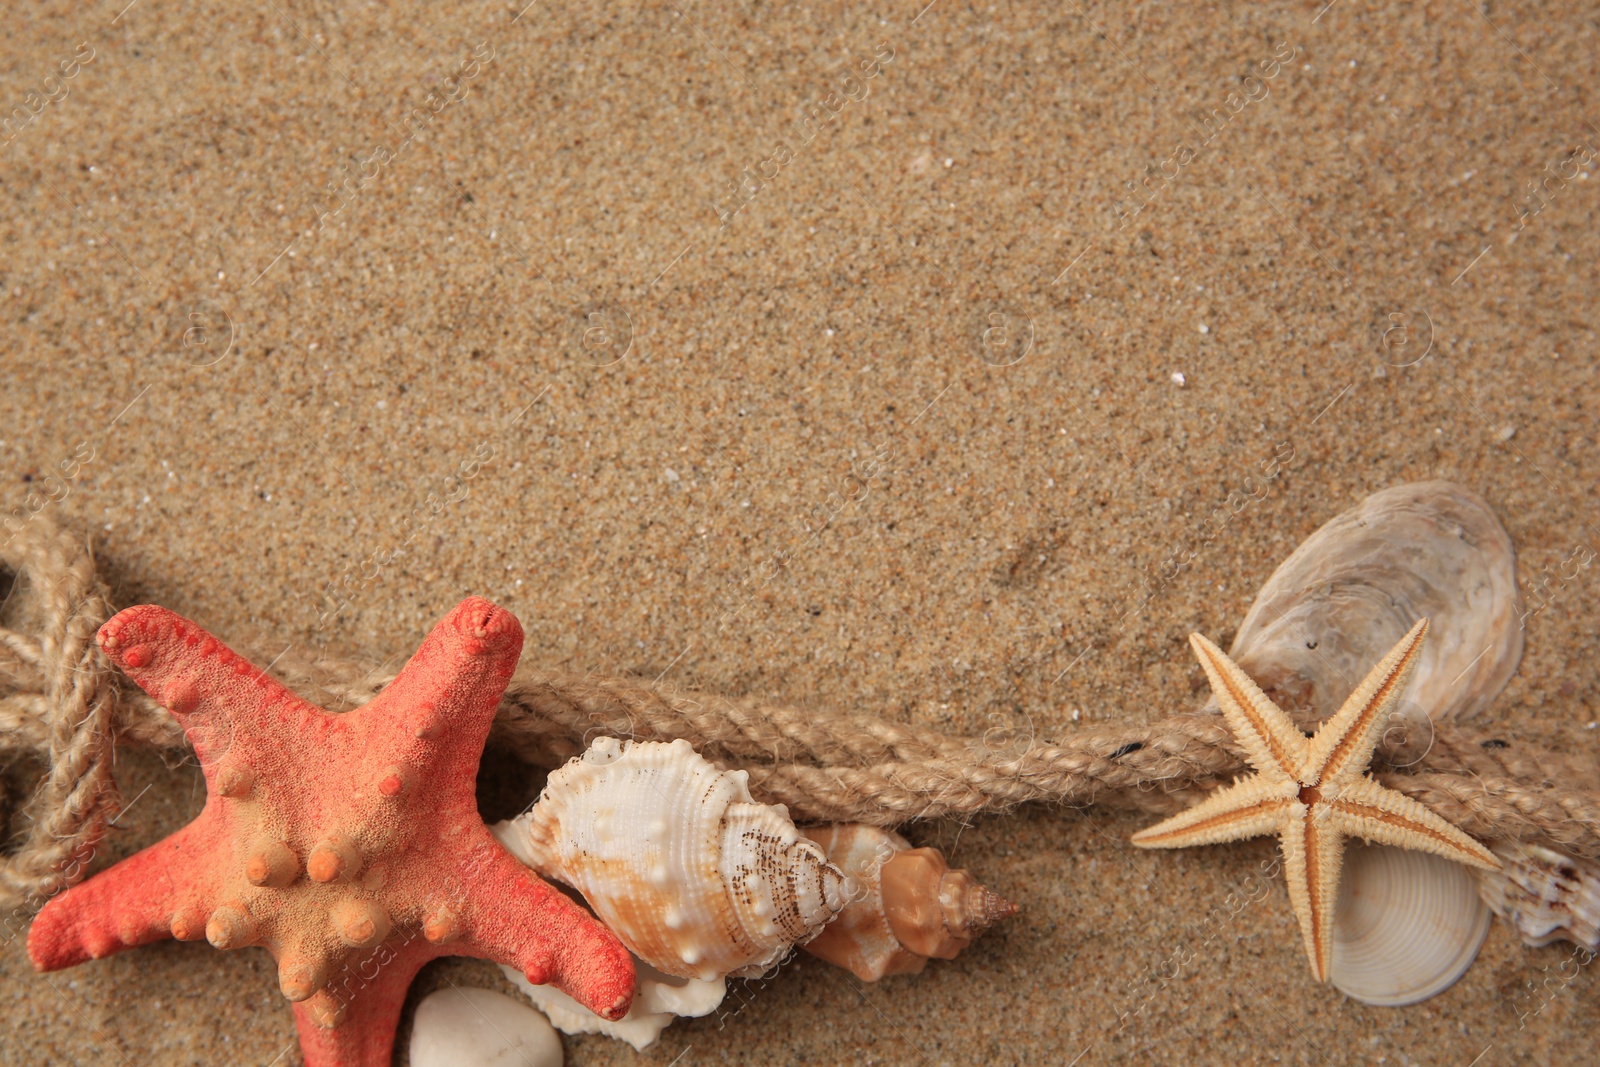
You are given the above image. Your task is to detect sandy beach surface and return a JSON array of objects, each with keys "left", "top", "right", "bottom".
[{"left": 2, "top": 0, "right": 1598, "bottom": 1063}]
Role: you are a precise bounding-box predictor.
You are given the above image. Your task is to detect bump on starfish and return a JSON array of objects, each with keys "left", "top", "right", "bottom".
[
  {"left": 1132, "top": 618, "right": 1502, "bottom": 982},
  {"left": 28, "top": 597, "right": 636, "bottom": 1067}
]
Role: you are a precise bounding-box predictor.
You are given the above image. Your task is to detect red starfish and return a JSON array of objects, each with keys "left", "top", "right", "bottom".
[{"left": 28, "top": 597, "right": 635, "bottom": 1066}]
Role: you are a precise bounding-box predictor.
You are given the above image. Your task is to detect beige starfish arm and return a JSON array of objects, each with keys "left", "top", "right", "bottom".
[
  {"left": 1305, "top": 618, "right": 1429, "bottom": 787},
  {"left": 1131, "top": 777, "right": 1297, "bottom": 849},
  {"left": 1189, "top": 634, "right": 1310, "bottom": 779},
  {"left": 1281, "top": 809, "right": 1345, "bottom": 983},
  {"left": 1327, "top": 775, "right": 1502, "bottom": 871}
]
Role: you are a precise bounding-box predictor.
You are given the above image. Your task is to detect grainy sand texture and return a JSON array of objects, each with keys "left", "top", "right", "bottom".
[{"left": 2, "top": 0, "right": 1599, "bottom": 1064}]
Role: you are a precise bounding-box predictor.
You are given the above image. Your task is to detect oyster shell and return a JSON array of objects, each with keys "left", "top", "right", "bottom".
[
  {"left": 800, "top": 824, "right": 1017, "bottom": 981},
  {"left": 1230, "top": 480, "right": 1522, "bottom": 736},
  {"left": 494, "top": 737, "right": 848, "bottom": 982},
  {"left": 1228, "top": 482, "right": 1521, "bottom": 1004}
]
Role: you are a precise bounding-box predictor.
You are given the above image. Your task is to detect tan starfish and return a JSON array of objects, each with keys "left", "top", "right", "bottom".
[{"left": 1132, "top": 618, "right": 1502, "bottom": 981}]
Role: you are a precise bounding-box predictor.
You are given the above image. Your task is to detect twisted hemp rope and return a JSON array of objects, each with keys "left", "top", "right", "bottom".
[{"left": 3, "top": 518, "right": 1598, "bottom": 914}]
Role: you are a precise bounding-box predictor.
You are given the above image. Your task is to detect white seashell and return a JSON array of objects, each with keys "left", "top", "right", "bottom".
[
  {"left": 500, "top": 955, "right": 726, "bottom": 1051},
  {"left": 495, "top": 736, "right": 848, "bottom": 982},
  {"left": 1230, "top": 482, "right": 1521, "bottom": 1004},
  {"left": 1231, "top": 481, "right": 1522, "bottom": 737},
  {"left": 801, "top": 824, "right": 1017, "bottom": 982},
  {"left": 1477, "top": 842, "right": 1600, "bottom": 950},
  {"left": 1330, "top": 841, "right": 1491, "bottom": 1006},
  {"left": 409, "top": 986, "right": 563, "bottom": 1067}
]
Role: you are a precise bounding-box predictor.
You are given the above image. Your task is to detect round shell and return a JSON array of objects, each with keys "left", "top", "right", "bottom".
[
  {"left": 1230, "top": 482, "right": 1520, "bottom": 1003},
  {"left": 502, "top": 737, "right": 847, "bottom": 981},
  {"left": 1330, "top": 842, "right": 1491, "bottom": 1006}
]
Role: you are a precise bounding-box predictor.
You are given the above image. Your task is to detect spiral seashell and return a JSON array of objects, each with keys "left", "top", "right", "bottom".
[
  {"left": 1478, "top": 843, "right": 1600, "bottom": 950},
  {"left": 800, "top": 824, "right": 1017, "bottom": 981},
  {"left": 1229, "top": 482, "right": 1520, "bottom": 1004},
  {"left": 494, "top": 737, "right": 848, "bottom": 982},
  {"left": 1330, "top": 842, "right": 1492, "bottom": 1006}
]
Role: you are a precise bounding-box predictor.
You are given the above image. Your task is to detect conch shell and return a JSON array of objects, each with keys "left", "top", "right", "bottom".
[
  {"left": 493, "top": 737, "right": 848, "bottom": 982},
  {"left": 1478, "top": 843, "right": 1600, "bottom": 950},
  {"left": 1228, "top": 481, "right": 1522, "bottom": 1005},
  {"left": 800, "top": 824, "right": 1017, "bottom": 981}
]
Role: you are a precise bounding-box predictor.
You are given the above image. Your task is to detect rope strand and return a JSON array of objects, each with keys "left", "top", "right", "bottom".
[
  {"left": 2, "top": 518, "right": 1598, "bottom": 916},
  {"left": 0, "top": 519, "right": 119, "bottom": 912}
]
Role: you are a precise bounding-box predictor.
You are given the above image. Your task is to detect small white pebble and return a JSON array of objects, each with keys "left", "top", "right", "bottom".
[
  {"left": 410, "top": 988, "right": 562, "bottom": 1067},
  {"left": 1171, "top": 371, "right": 1186, "bottom": 386},
  {"left": 664, "top": 467, "right": 680, "bottom": 482},
  {"left": 1197, "top": 323, "right": 1209, "bottom": 334},
  {"left": 1497, "top": 425, "right": 1516, "bottom": 441}
]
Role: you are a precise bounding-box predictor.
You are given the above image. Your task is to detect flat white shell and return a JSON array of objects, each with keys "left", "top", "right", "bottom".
[
  {"left": 409, "top": 987, "right": 563, "bottom": 1067},
  {"left": 1331, "top": 842, "right": 1491, "bottom": 1006},
  {"left": 500, "top": 956, "right": 725, "bottom": 1051},
  {"left": 1231, "top": 480, "right": 1521, "bottom": 733}
]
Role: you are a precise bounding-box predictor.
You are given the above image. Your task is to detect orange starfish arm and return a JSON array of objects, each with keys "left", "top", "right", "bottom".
[
  {"left": 294, "top": 938, "right": 442, "bottom": 1067},
  {"left": 354, "top": 595, "right": 523, "bottom": 761},
  {"left": 1189, "top": 632, "right": 1309, "bottom": 778},
  {"left": 97, "top": 604, "right": 323, "bottom": 783},
  {"left": 1328, "top": 776, "right": 1501, "bottom": 871},
  {"left": 1131, "top": 777, "right": 1297, "bottom": 849},
  {"left": 1305, "top": 618, "right": 1429, "bottom": 786},
  {"left": 29, "top": 810, "right": 226, "bottom": 967},
  {"left": 446, "top": 837, "right": 636, "bottom": 1020}
]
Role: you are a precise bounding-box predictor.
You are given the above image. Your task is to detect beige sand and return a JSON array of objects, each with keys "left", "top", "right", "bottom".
[{"left": 2, "top": 0, "right": 1598, "bottom": 1063}]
